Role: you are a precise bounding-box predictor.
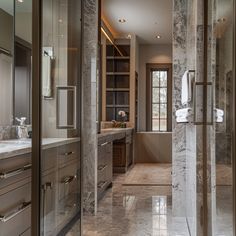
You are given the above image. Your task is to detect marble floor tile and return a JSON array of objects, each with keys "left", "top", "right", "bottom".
[
  {"left": 66, "top": 164, "right": 234, "bottom": 235},
  {"left": 67, "top": 165, "right": 189, "bottom": 236},
  {"left": 215, "top": 186, "right": 233, "bottom": 236},
  {"left": 123, "top": 164, "right": 172, "bottom": 186}
]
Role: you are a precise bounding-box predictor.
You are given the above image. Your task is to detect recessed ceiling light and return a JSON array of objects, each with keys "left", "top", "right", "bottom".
[
  {"left": 118, "top": 18, "right": 126, "bottom": 23},
  {"left": 17, "top": 0, "right": 24, "bottom": 2},
  {"left": 156, "top": 35, "right": 161, "bottom": 39}
]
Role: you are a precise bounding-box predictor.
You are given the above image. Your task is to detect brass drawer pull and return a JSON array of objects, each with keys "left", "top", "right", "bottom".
[
  {"left": 0, "top": 201, "right": 31, "bottom": 223},
  {"left": 63, "top": 151, "right": 75, "bottom": 156},
  {"left": 0, "top": 164, "right": 31, "bottom": 180},
  {"left": 62, "top": 175, "right": 77, "bottom": 184},
  {"left": 98, "top": 181, "right": 107, "bottom": 189},
  {"left": 98, "top": 165, "right": 107, "bottom": 171},
  {"left": 100, "top": 142, "right": 108, "bottom": 147}
]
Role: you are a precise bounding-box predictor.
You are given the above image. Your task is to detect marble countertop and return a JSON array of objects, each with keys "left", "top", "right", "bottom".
[
  {"left": 98, "top": 128, "right": 133, "bottom": 139},
  {"left": 0, "top": 137, "right": 80, "bottom": 160}
]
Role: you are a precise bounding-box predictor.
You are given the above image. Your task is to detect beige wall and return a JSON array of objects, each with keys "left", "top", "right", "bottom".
[
  {"left": 134, "top": 132, "right": 172, "bottom": 163},
  {"left": 138, "top": 44, "right": 172, "bottom": 131}
]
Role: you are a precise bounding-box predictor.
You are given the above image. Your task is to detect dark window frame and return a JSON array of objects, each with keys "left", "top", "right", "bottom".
[{"left": 146, "top": 63, "right": 172, "bottom": 132}]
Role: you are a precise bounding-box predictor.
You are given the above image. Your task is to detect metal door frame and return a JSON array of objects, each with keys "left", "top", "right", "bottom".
[{"left": 31, "top": 0, "right": 42, "bottom": 235}]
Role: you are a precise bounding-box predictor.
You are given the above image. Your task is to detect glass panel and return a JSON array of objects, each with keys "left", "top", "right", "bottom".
[
  {"left": 152, "top": 88, "right": 159, "bottom": 103},
  {"left": 160, "top": 88, "right": 167, "bottom": 103},
  {"left": 160, "top": 119, "right": 167, "bottom": 131},
  {"left": 152, "top": 119, "right": 159, "bottom": 131},
  {"left": 160, "top": 104, "right": 167, "bottom": 119},
  {"left": 152, "top": 104, "right": 159, "bottom": 131},
  {"left": 211, "top": 0, "right": 234, "bottom": 235},
  {"left": 159, "top": 71, "right": 167, "bottom": 87},
  {"left": 41, "top": 0, "right": 81, "bottom": 235},
  {"left": 152, "top": 71, "right": 159, "bottom": 87}
]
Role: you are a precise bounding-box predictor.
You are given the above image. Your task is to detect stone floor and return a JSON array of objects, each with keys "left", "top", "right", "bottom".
[
  {"left": 66, "top": 163, "right": 234, "bottom": 236},
  {"left": 123, "top": 164, "right": 172, "bottom": 186},
  {"left": 83, "top": 175, "right": 189, "bottom": 236}
]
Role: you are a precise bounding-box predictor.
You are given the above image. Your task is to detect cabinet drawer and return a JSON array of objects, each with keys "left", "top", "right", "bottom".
[
  {"left": 0, "top": 182, "right": 31, "bottom": 236},
  {"left": 41, "top": 172, "right": 56, "bottom": 236},
  {"left": 98, "top": 141, "right": 112, "bottom": 166},
  {"left": 42, "top": 147, "right": 57, "bottom": 171},
  {"left": 57, "top": 161, "right": 80, "bottom": 230},
  {"left": 58, "top": 142, "right": 80, "bottom": 167},
  {"left": 0, "top": 154, "right": 31, "bottom": 190}
]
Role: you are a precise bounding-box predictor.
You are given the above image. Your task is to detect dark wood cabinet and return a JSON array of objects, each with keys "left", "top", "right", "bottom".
[{"left": 113, "top": 130, "right": 133, "bottom": 173}]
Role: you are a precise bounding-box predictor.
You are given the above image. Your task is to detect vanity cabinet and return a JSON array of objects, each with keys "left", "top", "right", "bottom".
[
  {"left": 0, "top": 180, "right": 31, "bottom": 236},
  {"left": 97, "top": 138, "right": 113, "bottom": 201},
  {"left": 0, "top": 140, "right": 80, "bottom": 236},
  {"left": 113, "top": 130, "right": 133, "bottom": 173},
  {"left": 41, "top": 141, "right": 80, "bottom": 236}
]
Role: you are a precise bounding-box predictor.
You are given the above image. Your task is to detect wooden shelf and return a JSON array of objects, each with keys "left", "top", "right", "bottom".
[
  {"left": 106, "top": 88, "right": 130, "bottom": 92},
  {"left": 106, "top": 72, "right": 130, "bottom": 76},
  {"left": 106, "top": 44, "right": 131, "bottom": 121},
  {"left": 106, "top": 105, "right": 130, "bottom": 108},
  {"left": 106, "top": 56, "right": 130, "bottom": 60}
]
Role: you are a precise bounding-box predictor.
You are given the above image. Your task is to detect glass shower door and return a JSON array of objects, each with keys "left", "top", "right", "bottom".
[
  {"left": 207, "top": 0, "right": 235, "bottom": 235},
  {"left": 40, "top": 0, "right": 81, "bottom": 235}
]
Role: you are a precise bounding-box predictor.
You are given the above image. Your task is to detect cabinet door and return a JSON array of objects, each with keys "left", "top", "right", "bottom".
[
  {"left": 0, "top": 182, "right": 31, "bottom": 236},
  {"left": 41, "top": 172, "right": 56, "bottom": 236},
  {"left": 56, "top": 161, "right": 80, "bottom": 231}
]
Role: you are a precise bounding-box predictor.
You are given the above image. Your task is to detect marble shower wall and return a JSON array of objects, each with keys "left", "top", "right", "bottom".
[
  {"left": 81, "top": 0, "right": 98, "bottom": 214},
  {"left": 172, "top": 0, "right": 187, "bottom": 217},
  {"left": 173, "top": 0, "right": 216, "bottom": 235}
]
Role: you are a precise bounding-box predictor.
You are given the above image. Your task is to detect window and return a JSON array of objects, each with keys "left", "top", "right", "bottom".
[
  {"left": 146, "top": 64, "right": 172, "bottom": 132},
  {"left": 152, "top": 71, "right": 168, "bottom": 131}
]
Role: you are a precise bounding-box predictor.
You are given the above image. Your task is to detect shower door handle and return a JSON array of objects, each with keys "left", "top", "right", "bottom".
[
  {"left": 56, "top": 86, "right": 77, "bottom": 129},
  {"left": 193, "top": 81, "right": 213, "bottom": 125}
]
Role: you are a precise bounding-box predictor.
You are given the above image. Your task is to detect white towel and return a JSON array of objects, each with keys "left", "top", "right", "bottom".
[
  {"left": 176, "top": 108, "right": 192, "bottom": 117},
  {"left": 216, "top": 116, "right": 223, "bottom": 123},
  {"left": 42, "top": 55, "right": 52, "bottom": 97},
  {"left": 214, "top": 108, "right": 224, "bottom": 117},
  {"left": 176, "top": 117, "right": 188, "bottom": 123},
  {"left": 181, "top": 71, "right": 194, "bottom": 105},
  {"left": 181, "top": 71, "right": 188, "bottom": 105}
]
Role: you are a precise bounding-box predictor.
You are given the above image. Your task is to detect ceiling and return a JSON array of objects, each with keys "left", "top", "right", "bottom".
[{"left": 102, "top": 0, "right": 172, "bottom": 44}]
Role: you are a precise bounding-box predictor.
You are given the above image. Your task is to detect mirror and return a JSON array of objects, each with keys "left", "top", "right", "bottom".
[
  {"left": 14, "top": 0, "right": 32, "bottom": 125},
  {"left": 0, "top": 0, "right": 14, "bottom": 125},
  {"left": 0, "top": 0, "right": 32, "bottom": 126}
]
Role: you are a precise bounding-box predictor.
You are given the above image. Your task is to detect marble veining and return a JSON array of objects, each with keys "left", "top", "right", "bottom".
[
  {"left": 81, "top": 0, "right": 99, "bottom": 214},
  {"left": 172, "top": 0, "right": 188, "bottom": 217}
]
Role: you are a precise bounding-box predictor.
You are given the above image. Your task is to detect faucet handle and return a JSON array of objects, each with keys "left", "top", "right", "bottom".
[{"left": 15, "top": 117, "right": 27, "bottom": 126}]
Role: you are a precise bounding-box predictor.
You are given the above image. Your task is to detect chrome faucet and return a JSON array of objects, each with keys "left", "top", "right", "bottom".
[{"left": 15, "top": 117, "right": 28, "bottom": 139}]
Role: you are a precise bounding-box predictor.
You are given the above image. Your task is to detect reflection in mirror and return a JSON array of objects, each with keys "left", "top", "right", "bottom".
[
  {"left": 0, "top": 0, "right": 14, "bottom": 125},
  {"left": 14, "top": 0, "right": 32, "bottom": 125}
]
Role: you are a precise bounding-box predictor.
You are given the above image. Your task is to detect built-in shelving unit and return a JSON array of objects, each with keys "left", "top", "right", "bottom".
[{"left": 106, "top": 43, "right": 131, "bottom": 121}]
